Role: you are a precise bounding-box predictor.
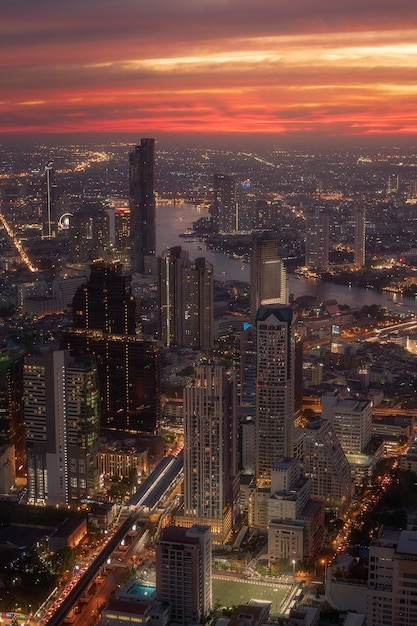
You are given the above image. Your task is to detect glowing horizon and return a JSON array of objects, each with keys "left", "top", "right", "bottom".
[{"left": 2, "top": 0, "right": 417, "bottom": 141}]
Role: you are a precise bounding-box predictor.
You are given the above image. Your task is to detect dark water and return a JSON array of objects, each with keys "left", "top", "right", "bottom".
[{"left": 156, "top": 203, "right": 417, "bottom": 314}]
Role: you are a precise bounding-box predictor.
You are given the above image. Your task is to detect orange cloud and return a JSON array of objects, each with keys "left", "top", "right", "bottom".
[{"left": 1, "top": 1, "right": 417, "bottom": 140}]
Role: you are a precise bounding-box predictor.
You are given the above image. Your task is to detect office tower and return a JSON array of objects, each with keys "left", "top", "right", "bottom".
[
  {"left": 69, "top": 201, "right": 110, "bottom": 264},
  {"left": 0, "top": 347, "right": 25, "bottom": 477},
  {"left": 156, "top": 524, "right": 212, "bottom": 625},
  {"left": 211, "top": 174, "right": 238, "bottom": 233},
  {"left": 267, "top": 457, "right": 324, "bottom": 564},
  {"left": 50, "top": 270, "right": 90, "bottom": 313},
  {"left": 158, "top": 247, "right": 214, "bottom": 350},
  {"left": 294, "top": 334, "right": 304, "bottom": 423},
  {"left": 62, "top": 261, "right": 160, "bottom": 433},
  {"left": 72, "top": 261, "right": 136, "bottom": 335},
  {"left": 305, "top": 207, "right": 329, "bottom": 270},
  {"left": 42, "top": 165, "right": 58, "bottom": 238},
  {"left": 239, "top": 323, "right": 257, "bottom": 406},
  {"left": 250, "top": 232, "right": 288, "bottom": 322},
  {"left": 114, "top": 206, "right": 131, "bottom": 260},
  {"left": 387, "top": 173, "right": 399, "bottom": 194},
  {"left": 239, "top": 409, "right": 256, "bottom": 475},
  {"left": 367, "top": 528, "right": 417, "bottom": 626},
  {"left": 159, "top": 246, "right": 190, "bottom": 347},
  {"left": 354, "top": 206, "right": 366, "bottom": 268},
  {"left": 184, "top": 257, "right": 214, "bottom": 351},
  {"left": 235, "top": 178, "right": 253, "bottom": 231},
  {"left": 24, "top": 349, "right": 100, "bottom": 506},
  {"left": 303, "top": 415, "right": 352, "bottom": 515},
  {"left": 255, "top": 306, "right": 295, "bottom": 486},
  {"left": 321, "top": 392, "right": 372, "bottom": 456},
  {"left": 0, "top": 445, "right": 15, "bottom": 493},
  {"left": 181, "top": 366, "right": 239, "bottom": 542},
  {"left": 129, "top": 138, "right": 156, "bottom": 274}
]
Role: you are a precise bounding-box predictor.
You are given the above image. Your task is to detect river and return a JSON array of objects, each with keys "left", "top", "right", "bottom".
[{"left": 156, "top": 203, "right": 417, "bottom": 314}]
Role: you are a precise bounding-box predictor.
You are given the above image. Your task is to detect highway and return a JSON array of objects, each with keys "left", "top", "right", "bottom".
[
  {"left": 43, "top": 512, "right": 136, "bottom": 626},
  {"left": 44, "top": 452, "right": 183, "bottom": 626}
]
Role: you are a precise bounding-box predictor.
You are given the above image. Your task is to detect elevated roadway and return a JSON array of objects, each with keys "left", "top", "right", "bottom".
[{"left": 44, "top": 452, "right": 183, "bottom": 626}]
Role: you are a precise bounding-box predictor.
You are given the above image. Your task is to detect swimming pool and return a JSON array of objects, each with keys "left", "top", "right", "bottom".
[{"left": 123, "top": 581, "right": 157, "bottom": 600}]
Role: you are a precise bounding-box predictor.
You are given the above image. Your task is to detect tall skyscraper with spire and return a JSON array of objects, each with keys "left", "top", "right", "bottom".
[
  {"left": 250, "top": 232, "right": 288, "bottom": 322},
  {"left": 42, "top": 165, "right": 58, "bottom": 238},
  {"left": 129, "top": 138, "right": 156, "bottom": 274}
]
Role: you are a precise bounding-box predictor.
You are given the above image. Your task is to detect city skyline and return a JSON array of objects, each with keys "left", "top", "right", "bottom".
[{"left": 2, "top": 1, "right": 417, "bottom": 143}]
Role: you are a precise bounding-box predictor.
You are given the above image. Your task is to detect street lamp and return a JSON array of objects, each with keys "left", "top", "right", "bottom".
[{"left": 292, "top": 559, "right": 296, "bottom": 575}]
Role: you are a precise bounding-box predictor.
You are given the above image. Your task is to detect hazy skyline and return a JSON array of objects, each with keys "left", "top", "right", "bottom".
[{"left": 2, "top": 0, "right": 417, "bottom": 143}]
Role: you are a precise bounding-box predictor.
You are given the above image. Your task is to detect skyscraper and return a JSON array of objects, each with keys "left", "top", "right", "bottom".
[
  {"left": 181, "top": 365, "right": 239, "bottom": 542},
  {"left": 61, "top": 261, "right": 160, "bottom": 433},
  {"left": 129, "top": 138, "right": 156, "bottom": 274},
  {"left": 158, "top": 246, "right": 190, "bottom": 347},
  {"left": 24, "top": 349, "right": 100, "bottom": 506},
  {"left": 354, "top": 206, "right": 366, "bottom": 268},
  {"left": 156, "top": 524, "right": 212, "bottom": 625},
  {"left": 239, "top": 323, "right": 257, "bottom": 407},
  {"left": 250, "top": 232, "right": 288, "bottom": 322},
  {"left": 158, "top": 247, "right": 214, "bottom": 350},
  {"left": 255, "top": 305, "right": 295, "bottom": 486},
  {"left": 303, "top": 415, "right": 352, "bottom": 514},
  {"left": 305, "top": 207, "right": 329, "bottom": 270},
  {"left": 367, "top": 528, "right": 417, "bottom": 626},
  {"left": 69, "top": 201, "right": 110, "bottom": 264},
  {"left": 72, "top": 261, "right": 136, "bottom": 335},
  {"left": 267, "top": 457, "right": 324, "bottom": 564},
  {"left": 114, "top": 206, "right": 131, "bottom": 261},
  {"left": 211, "top": 174, "right": 238, "bottom": 233},
  {"left": 0, "top": 347, "right": 25, "bottom": 477},
  {"left": 42, "top": 165, "right": 58, "bottom": 238}
]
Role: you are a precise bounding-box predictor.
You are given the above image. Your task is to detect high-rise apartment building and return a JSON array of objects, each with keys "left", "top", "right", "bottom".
[
  {"left": 211, "top": 174, "right": 238, "bottom": 233},
  {"left": 156, "top": 524, "right": 212, "bottom": 625},
  {"left": 255, "top": 306, "right": 295, "bottom": 486},
  {"left": 114, "top": 207, "right": 131, "bottom": 261},
  {"left": 267, "top": 457, "right": 324, "bottom": 565},
  {"left": 42, "top": 165, "right": 58, "bottom": 238},
  {"left": 239, "top": 323, "right": 257, "bottom": 407},
  {"left": 129, "top": 138, "right": 156, "bottom": 274},
  {"left": 303, "top": 415, "right": 352, "bottom": 514},
  {"left": 181, "top": 366, "right": 239, "bottom": 542},
  {"left": 24, "top": 349, "right": 100, "bottom": 506},
  {"left": 367, "top": 528, "right": 417, "bottom": 626},
  {"left": 250, "top": 232, "right": 288, "bottom": 322},
  {"left": 61, "top": 261, "right": 160, "bottom": 433},
  {"left": 158, "top": 247, "right": 214, "bottom": 350},
  {"left": 0, "top": 348, "right": 25, "bottom": 477},
  {"left": 321, "top": 392, "right": 372, "bottom": 456},
  {"left": 354, "top": 206, "right": 366, "bottom": 268},
  {"left": 72, "top": 261, "right": 136, "bottom": 334},
  {"left": 69, "top": 201, "right": 110, "bottom": 264},
  {"left": 305, "top": 207, "right": 329, "bottom": 270}
]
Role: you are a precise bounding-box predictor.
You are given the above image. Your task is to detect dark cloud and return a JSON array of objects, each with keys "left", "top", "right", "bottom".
[{"left": 3, "top": 0, "right": 417, "bottom": 50}]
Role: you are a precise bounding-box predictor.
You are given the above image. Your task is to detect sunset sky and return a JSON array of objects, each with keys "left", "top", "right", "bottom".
[{"left": 2, "top": 0, "right": 417, "bottom": 143}]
